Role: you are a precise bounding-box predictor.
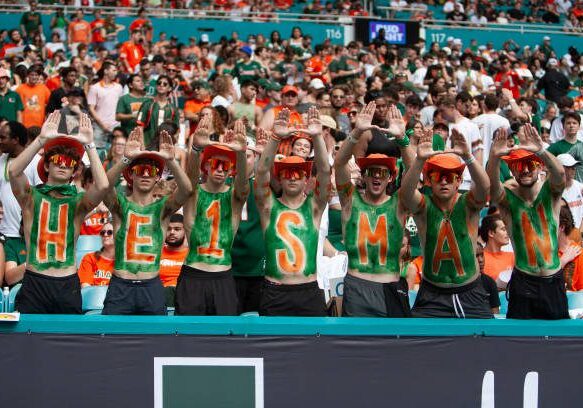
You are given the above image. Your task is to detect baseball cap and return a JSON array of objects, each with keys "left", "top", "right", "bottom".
[
  {"left": 200, "top": 34, "right": 209, "bottom": 43},
  {"left": 547, "top": 58, "right": 558, "bottom": 67},
  {"left": 320, "top": 115, "right": 337, "bottom": 130},
  {"left": 281, "top": 85, "right": 299, "bottom": 95},
  {"left": 543, "top": 36, "right": 551, "bottom": 41},
  {"left": 0, "top": 68, "right": 10, "bottom": 78},
  {"left": 557, "top": 153, "right": 579, "bottom": 167},
  {"left": 240, "top": 46, "right": 253, "bottom": 56},
  {"left": 309, "top": 78, "right": 325, "bottom": 90}
]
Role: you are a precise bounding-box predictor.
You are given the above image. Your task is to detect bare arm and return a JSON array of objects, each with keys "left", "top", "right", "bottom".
[
  {"left": 400, "top": 130, "right": 436, "bottom": 213},
  {"left": 521, "top": 123, "right": 565, "bottom": 194},
  {"left": 304, "top": 106, "right": 331, "bottom": 206},
  {"left": 486, "top": 129, "right": 509, "bottom": 204},
  {"left": 224, "top": 120, "right": 249, "bottom": 203},
  {"left": 450, "top": 128, "right": 490, "bottom": 205},
  {"left": 158, "top": 130, "right": 193, "bottom": 217}
]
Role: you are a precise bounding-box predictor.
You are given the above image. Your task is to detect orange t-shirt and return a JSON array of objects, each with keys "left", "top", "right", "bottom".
[
  {"left": 119, "top": 42, "right": 145, "bottom": 73},
  {"left": 483, "top": 250, "right": 515, "bottom": 281},
  {"left": 69, "top": 20, "right": 91, "bottom": 44},
  {"left": 409, "top": 256, "right": 423, "bottom": 285},
  {"left": 16, "top": 83, "right": 51, "bottom": 128},
  {"left": 159, "top": 245, "right": 188, "bottom": 287},
  {"left": 78, "top": 252, "right": 114, "bottom": 286}
]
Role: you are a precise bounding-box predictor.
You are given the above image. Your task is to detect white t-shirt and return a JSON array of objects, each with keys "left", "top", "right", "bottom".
[
  {"left": 549, "top": 113, "right": 583, "bottom": 143},
  {"left": 211, "top": 95, "right": 233, "bottom": 108},
  {"left": 563, "top": 180, "right": 583, "bottom": 228},
  {"left": 420, "top": 105, "right": 437, "bottom": 127},
  {"left": 449, "top": 117, "right": 483, "bottom": 190},
  {"left": 0, "top": 153, "right": 42, "bottom": 237},
  {"left": 87, "top": 81, "right": 123, "bottom": 130},
  {"left": 472, "top": 113, "right": 510, "bottom": 160}
]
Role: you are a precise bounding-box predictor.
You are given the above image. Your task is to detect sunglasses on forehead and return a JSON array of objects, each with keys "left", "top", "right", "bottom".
[
  {"left": 131, "top": 164, "right": 160, "bottom": 177},
  {"left": 48, "top": 154, "right": 77, "bottom": 169},
  {"left": 428, "top": 171, "right": 461, "bottom": 184},
  {"left": 279, "top": 169, "right": 306, "bottom": 180},
  {"left": 208, "top": 158, "right": 234, "bottom": 173},
  {"left": 509, "top": 160, "right": 541, "bottom": 173},
  {"left": 363, "top": 167, "right": 391, "bottom": 179}
]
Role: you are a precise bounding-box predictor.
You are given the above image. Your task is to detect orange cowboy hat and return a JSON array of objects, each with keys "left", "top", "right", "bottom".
[
  {"left": 200, "top": 144, "right": 237, "bottom": 174},
  {"left": 273, "top": 155, "right": 313, "bottom": 178},
  {"left": 356, "top": 153, "right": 397, "bottom": 174},
  {"left": 501, "top": 148, "right": 543, "bottom": 165},
  {"left": 423, "top": 153, "right": 466, "bottom": 175},
  {"left": 123, "top": 152, "right": 166, "bottom": 185},
  {"left": 38, "top": 136, "right": 85, "bottom": 183}
]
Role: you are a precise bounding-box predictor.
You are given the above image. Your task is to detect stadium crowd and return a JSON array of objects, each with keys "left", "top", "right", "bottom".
[{"left": 0, "top": 1, "right": 582, "bottom": 318}]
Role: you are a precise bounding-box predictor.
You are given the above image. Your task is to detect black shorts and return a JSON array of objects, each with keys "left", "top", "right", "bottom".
[
  {"left": 259, "top": 280, "right": 327, "bottom": 317},
  {"left": 174, "top": 265, "right": 238, "bottom": 316},
  {"left": 164, "top": 286, "right": 176, "bottom": 308},
  {"left": 235, "top": 276, "right": 264, "bottom": 313},
  {"left": 15, "top": 270, "right": 81, "bottom": 314},
  {"left": 412, "top": 278, "right": 493, "bottom": 319},
  {"left": 102, "top": 275, "right": 167, "bottom": 315},
  {"left": 506, "top": 268, "right": 569, "bottom": 320},
  {"left": 342, "top": 274, "right": 411, "bottom": 317}
]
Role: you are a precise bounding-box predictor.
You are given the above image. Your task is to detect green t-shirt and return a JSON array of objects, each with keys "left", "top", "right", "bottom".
[
  {"left": 329, "top": 56, "right": 360, "bottom": 85},
  {"left": 4, "top": 237, "right": 26, "bottom": 265},
  {"left": 547, "top": 139, "right": 582, "bottom": 156},
  {"left": 231, "top": 180, "right": 265, "bottom": 277},
  {"left": 116, "top": 93, "right": 149, "bottom": 135},
  {"left": 0, "top": 91, "right": 23, "bottom": 122},
  {"left": 233, "top": 60, "right": 265, "bottom": 83},
  {"left": 568, "top": 142, "right": 583, "bottom": 183},
  {"left": 20, "top": 11, "right": 42, "bottom": 35},
  {"left": 274, "top": 60, "right": 304, "bottom": 80}
]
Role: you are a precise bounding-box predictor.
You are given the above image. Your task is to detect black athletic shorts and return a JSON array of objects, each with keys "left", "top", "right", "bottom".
[
  {"left": 102, "top": 275, "right": 167, "bottom": 315},
  {"left": 506, "top": 268, "right": 569, "bottom": 320},
  {"left": 412, "top": 277, "right": 493, "bottom": 319},
  {"left": 174, "top": 265, "right": 238, "bottom": 316},
  {"left": 259, "top": 279, "right": 327, "bottom": 317},
  {"left": 164, "top": 286, "right": 176, "bottom": 308},
  {"left": 342, "top": 274, "right": 411, "bottom": 317},
  {"left": 15, "top": 270, "right": 82, "bottom": 314},
  {"left": 235, "top": 276, "right": 264, "bottom": 313}
]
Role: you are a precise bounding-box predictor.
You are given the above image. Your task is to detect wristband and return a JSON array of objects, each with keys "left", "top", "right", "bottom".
[
  {"left": 463, "top": 155, "right": 475, "bottom": 165},
  {"left": 84, "top": 142, "right": 96, "bottom": 151},
  {"left": 192, "top": 144, "right": 203, "bottom": 153},
  {"left": 535, "top": 148, "right": 545, "bottom": 157},
  {"left": 121, "top": 156, "right": 131, "bottom": 165},
  {"left": 395, "top": 134, "right": 410, "bottom": 147}
]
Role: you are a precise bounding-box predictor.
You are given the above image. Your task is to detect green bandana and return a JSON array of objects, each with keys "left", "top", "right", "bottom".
[{"left": 35, "top": 183, "right": 79, "bottom": 197}]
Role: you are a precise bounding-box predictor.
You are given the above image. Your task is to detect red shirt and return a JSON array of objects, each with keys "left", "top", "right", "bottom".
[
  {"left": 494, "top": 70, "right": 523, "bottom": 99},
  {"left": 119, "top": 41, "right": 145, "bottom": 73},
  {"left": 90, "top": 18, "right": 105, "bottom": 44}
]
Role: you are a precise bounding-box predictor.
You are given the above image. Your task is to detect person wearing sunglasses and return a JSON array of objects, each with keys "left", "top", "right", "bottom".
[
  {"left": 101, "top": 126, "right": 192, "bottom": 315},
  {"left": 175, "top": 117, "right": 248, "bottom": 316},
  {"left": 487, "top": 125, "right": 569, "bottom": 320},
  {"left": 254, "top": 106, "right": 331, "bottom": 316},
  {"left": 401, "top": 128, "right": 492, "bottom": 318},
  {"left": 9, "top": 111, "right": 109, "bottom": 314},
  {"left": 334, "top": 101, "right": 413, "bottom": 317},
  {"left": 78, "top": 223, "right": 115, "bottom": 288}
]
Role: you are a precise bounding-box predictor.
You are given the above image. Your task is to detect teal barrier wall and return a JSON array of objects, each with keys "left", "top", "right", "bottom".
[
  {"left": 0, "top": 13, "right": 345, "bottom": 45},
  {"left": 425, "top": 26, "right": 580, "bottom": 57}
]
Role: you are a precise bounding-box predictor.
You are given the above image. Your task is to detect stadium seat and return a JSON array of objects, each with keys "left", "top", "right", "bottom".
[
  {"left": 498, "top": 292, "right": 508, "bottom": 315},
  {"left": 8, "top": 284, "right": 21, "bottom": 313},
  {"left": 76, "top": 235, "right": 103, "bottom": 267},
  {"left": 567, "top": 291, "right": 583, "bottom": 310},
  {"left": 240, "top": 311, "right": 259, "bottom": 316},
  {"left": 81, "top": 286, "right": 108, "bottom": 314},
  {"left": 408, "top": 290, "right": 417, "bottom": 309}
]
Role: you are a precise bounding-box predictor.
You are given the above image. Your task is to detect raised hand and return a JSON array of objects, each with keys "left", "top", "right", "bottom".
[
  {"left": 158, "top": 130, "right": 175, "bottom": 161},
  {"left": 447, "top": 128, "right": 471, "bottom": 159},
  {"left": 124, "top": 126, "right": 144, "bottom": 160},
  {"left": 224, "top": 120, "right": 247, "bottom": 152},
  {"left": 39, "top": 110, "right": 61, "bottom": 142},
  {"left": 385, "top": 105, "right": 406, "bottom": 139},
  {"left": 490, "top": 127, "right": 512, "bottom": 158},
  {"left": 255, "top": 127, "right": 269, "bottom": 153},
  {"left": 353, "top": 101, "right": 378, "bottom": 135},
  {"left": 302, "top": 106, "right": 322, "bottom": 138},
  {"left": 76, "top": 113, "right": 94, "bottom": 144},
  {"left": 273, "top": 108, "right": 299, "bottom": 139},
  {"left": 192, "top": 114, "right": 213, "bottom": 149},
  {"left": 416, "top": 129, "right": 437, "bottom": 161},
  {"left": 518, "top": 123, "right": 544, "bottom": 153}
]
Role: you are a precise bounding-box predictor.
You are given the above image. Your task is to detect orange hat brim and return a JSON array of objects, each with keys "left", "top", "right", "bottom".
[
  {"left": 501, "top": 148, "right": 542, "bottom": 165},
  {"left": 123, "top": 152, "right": 166, "bottom": 185},
  {"left": 273, "top": 158, "right": 313, "bottom": 178},
  {"left": 200, "top": 144, "right": 237, "bottom": 174},
  {"left": 38, "top": 136, "right": 85, "bottom": 183},
  {"left": 423, "top": 153, "right": 466, "bottom": 174},
  {"left": 356, "top": 154, "right": 397, "bottom": 174}
]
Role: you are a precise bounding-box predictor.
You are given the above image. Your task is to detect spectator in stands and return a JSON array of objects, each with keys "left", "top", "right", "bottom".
[
  {"left": 557, "top": 153, "right": 583, "bottom": 228},
  {"left": 119, "top": 29, "right": 146, "bottom": 74},
  {"left": 335, "top": 102, "right": 412, "bottom": 317},
  {"left": 68, "top": 9, "right": 91, "bottom": 57},
  {"left": 259, "top": 85, "right": 303, "bottom": 155},
  {"left": 47, "top": 67, "right": 84, "bottom": 114},
  {"left": 488, "top": 125, "right": 569, "bottom": 319},
  {"left": 495, "top": 56, "right": 524, "bottom": 100},
  {"left": 401, "top": 129, "right": 491, "bottom": 318},
  {"left": 78, "top": 222, "right": 115, "bottom": 288},
  {"left": 479, "top": 214, "right": 515, "bottom": 286},
  {"left": 446, "top": 3, "right": 468, "bottom": 24},
  {"left": 90, "top": 9, "right": 106, "bottom": 50},
  {"left": 20, "top": 1, "right": 43, "bottom": 42},
  {"left": 0, "top": 68, "right": 23, "bottom": 122},
  {"left": 116, "top": 74, "right": 148, "bottom": 136},
  {"left": 472, "top": 94, "right": 510, "bottom": 159},
  {"left": 508, "top": 2, "right": 527, "bottom": 22},
  {"left": 87, "top": 61, "right": 123, "bottom": 148},
  {"left": 3, "top": 219, "right": 26, "bottom": 286},
  {"left": 159, "top": 213, "right": 188, "bottom": 308},
  {"left": 102, "top": 127, "right": 191, "bottom": 315},
  {"left": 233, "top": 46, "right": 265, "bottom": 84},
  {"left": 231, "top": 137, "right": 266, "bottom": 313},
  {"left": 561, "top": 202, "right": 583, "bottom": 290},
  {"left": 174, "top": 119, "right": 246, "bottom": 315},
  {"left": 49, "top": 8, "right": 69, "bottom": 43},
  {"left": 547, "top": 111, "right": 582, "bottom": 155},
  {"left": 130, "top": 7, "right": 153, "bottom": 43},
  {"left": 254, "top": 107, "right": 330, "bottom": 316},
  {"left": 329, "top": 42, "right": 362, "bottom": 86},
  {"left": 9, "top": 111, "right": 108, "bottom": 314},
  {"left": 231, "top": 80, "right": 263, "bottom": 130},
  {"left": 16, "top": 64, "right": 50, "bottom": 129},
  {"left": 137, "top": 75, "right": 180, "bottom": 149},
  {"left": 475, "top": 244, "right": 501, "bottom": 314},
  {"left": 536, "top": 58, "right": 571, "bottom": 104}
]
